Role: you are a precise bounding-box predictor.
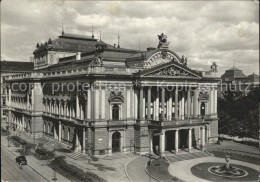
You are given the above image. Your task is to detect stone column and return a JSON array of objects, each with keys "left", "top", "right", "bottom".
[
  {"left": 182, "top": 91, "right": 185, "bottom": 120},
  {"left": 175, "top": 129, "right": 179, "bottom": 154},
  {"left": 75, "top": 130, "right": 79, "bottom": 151},
  {"left": 127, "top": 89, "right": 131, "bottom": 119},
  {"left": 87, "top": 89, "right": 91, "bottom": 119},
  {"left": 149, "top": 131, "right": 153, "bottom": 153},
  {"left": 76, "top": 91, "right": 79, "bottom": 118},
  {"left": 210, "top": 89, "right": 214, "bottom": 115},
  {"left": 101, "top": 89, "right": 106, "bottom": 119},
  {"left": 187, "top": 89, "right": 191, "bottom": 118},
  {"left": 214, "top": 89, "right": 218, "bottom": 114},
  {"left": 139, "top": 87, "right": 143, "bottom": 119},
  {"left": 175, "top": 87, "right": 179, "bottom": 119},
  {"left": 168, "top": 91, "right": 172, "bottom": 120},
  {"left": 201, "top": 127, "right": 205, "bottom": 149},
  {"left": 58, "top": 101, "right": 61, "bottom": 115},
  {"left": 159, "top": 130, "right": 165, "bottom": 156},
  {"left": 156, "top": 91, "right": 159, "bottom": 120},
  {"left": 208, "top": 124, "right": 211, "bottom": 143},
  {"left": 22, "top": 115, "right": 25, "bottom": 131},
  {"left": 94, "top": 89, "right": 100, "bottom": 119},
  {"left": 134, "top": 89, "right": 138, "bottom": 119},
  {"left": 193, "top": 90, "right": 199, "bottom": 117},
  {"left": 161, "top": 88, "right": 165, "bottom": 120},
  {"left": 147, "top": 87, "right": 151, "bottom": 119},
  {"left": 58, "top": 121, "right": 61, "bottom": 142},
  {"left": 188, "top": 128, "right": 192, "bottom": 152},
  {"left": 54, "top": 124, "right": 57, "bottom": 140},
  {"left": 82, "top": 128, "right": 86, "bottom": 154}
]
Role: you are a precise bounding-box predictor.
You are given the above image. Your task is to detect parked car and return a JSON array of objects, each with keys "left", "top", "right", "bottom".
[{"left": 15, "top": 156, "right": 27, "bottom": 165}]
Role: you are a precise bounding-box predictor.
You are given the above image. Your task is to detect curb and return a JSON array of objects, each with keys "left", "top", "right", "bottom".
[
  {"left": 144, "top": 162, "right": 161, "bottom": 182},
  {"left": 125, "top": 156, "right": 140, "bottom": 182},
  {"left": 1, "top": 144, "right": 50, "bottom": 182}
]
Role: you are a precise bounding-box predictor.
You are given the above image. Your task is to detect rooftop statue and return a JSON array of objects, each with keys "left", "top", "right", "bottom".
[
  {"left": 157, "top": 33, "right": 170, "bottom": 49},
  {"left": 211, "top": 62, "right": 218, "bottom": 73}
]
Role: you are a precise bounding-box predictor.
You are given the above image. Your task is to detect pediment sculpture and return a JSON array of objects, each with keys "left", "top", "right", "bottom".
[{"left": 154, "top": 66, "right": 192, "bottom": 77}]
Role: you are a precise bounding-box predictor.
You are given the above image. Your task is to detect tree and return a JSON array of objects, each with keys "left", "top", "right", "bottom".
[{"left": 218, "top": 87, "right": 259, "bottom": 140}]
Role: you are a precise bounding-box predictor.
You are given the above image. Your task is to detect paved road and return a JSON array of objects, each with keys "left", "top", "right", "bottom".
[
  {"left": 126, "top": 156, "right": 157, "bottom": 182},
  {"left": 1, "top": 146, "right": 48, "bottom": 182}
]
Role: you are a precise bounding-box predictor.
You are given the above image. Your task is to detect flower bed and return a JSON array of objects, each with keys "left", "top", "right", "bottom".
[{"left": 49, "top": 156, "right": 106, "bottom": 182}]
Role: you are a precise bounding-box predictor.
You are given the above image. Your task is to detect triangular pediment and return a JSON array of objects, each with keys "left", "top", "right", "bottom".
[{"left": 139, "top": 61, "right": 201, "bottom": 79}]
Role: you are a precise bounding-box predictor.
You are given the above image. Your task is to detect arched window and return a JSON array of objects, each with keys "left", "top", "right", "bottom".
[
  {"left": 201, "top": 102, "right": 206, "bottom": 117},
  {"left": 61, "top": 126, "right": 65, "bottom": 140},
  {"left": 43, "top": 122, "right": 46, "bottom": 133},
  {"left": 112, "top": 105, "right": 119, "bottom": 120},
  {"left": 47, "top": 123, "right": 50, "bottom": 134},
  {"left": 67, "top": 128, "right": 70, "bottom": 141}
]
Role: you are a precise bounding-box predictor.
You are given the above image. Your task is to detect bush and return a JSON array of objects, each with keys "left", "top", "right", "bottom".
[
  {"left": 49, "top": 156, "right": 106, "bottom": 182},
  {"left": 1, "top": 127, "right": 10, "bottom": 136}
]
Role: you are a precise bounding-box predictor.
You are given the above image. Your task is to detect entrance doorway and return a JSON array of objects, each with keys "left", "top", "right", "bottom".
[
  {"left": 152, "top": 131, "right": 160, "bottom": 155},
  {"left": 112, "top": 131, "right": 121, "bottom": 153},
  {"left": 165, "top": 131, "right": 175, "bottom": 152},
  {"left": 179, "top": 130, "right": 188, "bottom": 149}
]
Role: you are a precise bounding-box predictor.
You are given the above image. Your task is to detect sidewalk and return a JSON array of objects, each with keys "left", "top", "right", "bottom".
[
  {"left": 55, "top": 149, "right": 137, "bottom": 182},
  {"left": 1, "top": 133, "right": 71, "bottom": 182},
  {"left": 2, "top": 124, "right": 137, "bottom": 182}
]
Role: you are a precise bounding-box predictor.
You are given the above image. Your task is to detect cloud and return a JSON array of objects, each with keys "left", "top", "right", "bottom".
[{"left": 1, "top": 0, "right": 259, "bottom": 76}]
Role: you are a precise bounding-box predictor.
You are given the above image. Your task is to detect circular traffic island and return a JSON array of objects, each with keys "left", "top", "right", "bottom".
[{"left": 191, "top": 162, "right": 259, "bottom": 181}]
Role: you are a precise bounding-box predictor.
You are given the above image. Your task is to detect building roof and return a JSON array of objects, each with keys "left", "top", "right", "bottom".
[
  {"left": 248, "top": 73, "right": 259, "bottom": 82},
  {"left": 0, "top": 61, "right": 34, "bottom": 73},
  {"left": 222, "top": 66, "right": 247, "bottom": 79}
]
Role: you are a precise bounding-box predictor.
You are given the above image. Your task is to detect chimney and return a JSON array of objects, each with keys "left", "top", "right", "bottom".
[{"left": 76, "top": 52, "right": 81, "bottom": 60}]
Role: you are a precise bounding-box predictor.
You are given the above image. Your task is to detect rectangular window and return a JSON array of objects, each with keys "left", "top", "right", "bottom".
[{"left": 2, "top": 99, "right": 6, "bottom": 106}]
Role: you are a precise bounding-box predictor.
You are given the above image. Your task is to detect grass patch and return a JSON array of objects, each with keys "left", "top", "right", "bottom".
[
  {"left": 208, "top": 150, "right": 259, "bottom": 165},
  {"left": 48, "top": 156, "right": 107, "bottom": 182},
  {"left": 191, "top": 162, "right": 259, "bottom": 181}
]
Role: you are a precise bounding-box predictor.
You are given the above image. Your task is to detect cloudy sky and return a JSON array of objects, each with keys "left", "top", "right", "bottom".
[{"left": 1, "top": 0, "right": 259, "bottom": 76}]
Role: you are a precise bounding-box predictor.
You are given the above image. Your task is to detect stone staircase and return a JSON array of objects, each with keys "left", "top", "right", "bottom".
[
  {"left": 46, "top": 140, "right": 55, "bottom": 147},
  {"left": 67, "top": 151, "right": 83, "bottom": 160},
  {"left": 165, "top": 151, "right": 209, "bottom": 163},
  {"left": 102, "top": 153, "right": 135, "bottom": 160}
]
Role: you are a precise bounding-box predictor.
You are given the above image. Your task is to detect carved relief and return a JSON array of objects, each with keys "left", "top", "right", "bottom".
[
  {"left": 108, "top": 91, "right": 124, "bottom": 102},
  {"left": 199, "top": 91, "right": 209, "bottom": 101}
]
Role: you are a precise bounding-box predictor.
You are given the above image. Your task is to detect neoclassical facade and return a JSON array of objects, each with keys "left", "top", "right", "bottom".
[{"left": 6, "top": 32, "right": 219, "bottom": 156}]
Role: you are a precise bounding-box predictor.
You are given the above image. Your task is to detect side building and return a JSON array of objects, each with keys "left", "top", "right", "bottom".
[
  {"left": 5, "top": 32, "right": 220, "bottom": 156},
  {"left": 220, "top": 66, "right": 259, "bottom": 95},
  {"left": 0, "top": 61, "right": 34, "bottom": 123}
]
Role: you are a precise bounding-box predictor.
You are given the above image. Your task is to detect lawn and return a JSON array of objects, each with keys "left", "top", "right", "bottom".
[{"left": 191, "top": 162, "right": 259, "bottom": 182}]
